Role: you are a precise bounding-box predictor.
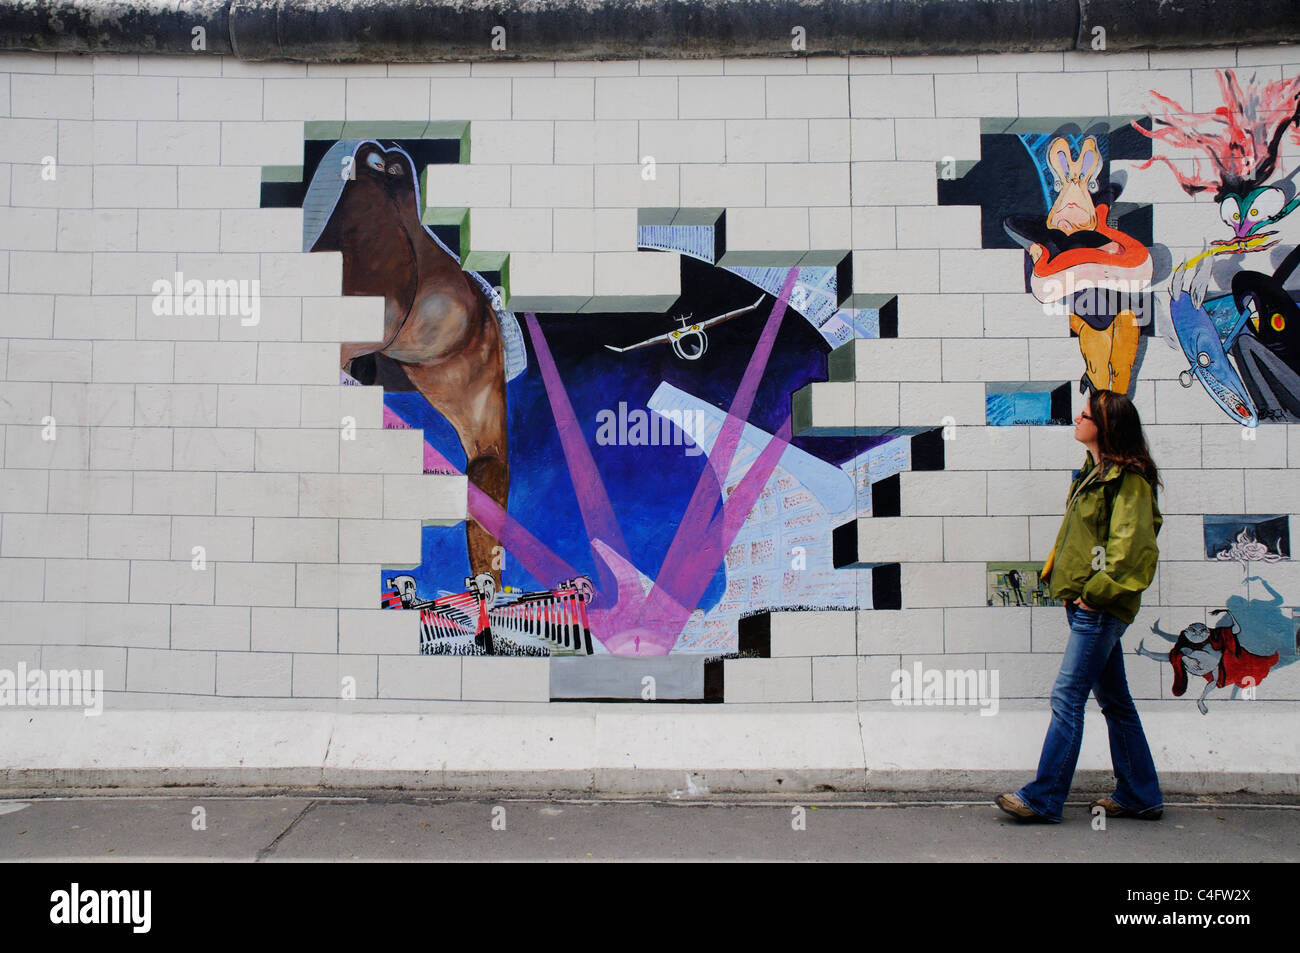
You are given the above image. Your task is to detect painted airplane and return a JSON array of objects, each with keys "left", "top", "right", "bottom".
[{"left": 604, "top": 296, "right": 766, "bottom": 361}]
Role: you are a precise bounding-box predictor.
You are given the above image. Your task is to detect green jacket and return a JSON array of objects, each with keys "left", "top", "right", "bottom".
[{"left": 1041, "top": 453, "right": 1162, "bottom": 625}]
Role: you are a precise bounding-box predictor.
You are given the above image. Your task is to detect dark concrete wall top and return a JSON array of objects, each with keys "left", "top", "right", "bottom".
[{"left": 1, "top": 0, "right": 1299, "bottom": 62}]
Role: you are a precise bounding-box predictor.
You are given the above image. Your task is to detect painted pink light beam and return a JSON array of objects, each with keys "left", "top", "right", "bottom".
[
  {"left": 614, "top": 415, "right": 793, "bottom": 652},
  {"left": 671, "top": 415, "right": 794, "bottom": 608},
  {"left": 649, "top": 268, "right": 798, "bottom": 613},
  {"left": 466, "top": 484, "right": 579, "bottom": 588},
  {"left": 524, "top": 312, "right": 632, "bottom": 598},
  {"left": 384, "top": 402, "right": 579, "bottom": 590}
]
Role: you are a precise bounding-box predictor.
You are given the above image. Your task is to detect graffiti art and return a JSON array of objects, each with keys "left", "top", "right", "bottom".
[
  {"left": 271, "top": 134, "right": 908, "bottom": 697},
  {"left": 936, "top": 120, "right": 1159, "bottom": 400},
  {"left": 1140, "top": 575, "right": 1295, "bottom": 713},
  {"left": 1137, "top": 70, "right": 1300, "bottom": 424},
  {"left": 1003, "top": 130, "right": 1155, "bottom": 396},
  {"left": 985, "top": 561, "right": 1064, "bottom": 608}
]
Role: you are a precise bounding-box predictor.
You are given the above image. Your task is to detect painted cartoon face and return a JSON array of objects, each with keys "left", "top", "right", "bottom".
[
  {"left": 1177, "top": 624, "right": 1221, "bottom": 676},
  {"left": 358, "top": 143, "right": 408, "bottom": 195},
  {"left": 1046, "top": 136, "right": 1102, "bottom": 235},
  {"left": 1215, "top": 186, "right": 1299, "bottom": 253}
]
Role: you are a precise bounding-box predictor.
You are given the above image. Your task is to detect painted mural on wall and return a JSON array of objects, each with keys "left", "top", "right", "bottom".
[
  {"left": 305, "top": 140, "right": 519, "bottom": 588},
  {"left": 264, "top": 73, "right": 1300, "bottom": 702},
  {"left": 1138, "top": 515, "right": 1294, "bottom": 713},
  {"left": 283, "top": 135, "right": 888, "bottom": 685},
  {"left": 936, "top": 72, "right": 1300, "bottom": 688},
  {"left": 1003, "top": 132, "right": 1154, "bottom": 396},
  {"left": 1140, "top": 576, "right": 1293, "bottom": 714},
  {"left": 1137, "top": 70, "right": 1300, "bottom": 425},
  {"left": 985, "top": 562, "right": 1065, "bottom": 608},
  {"left": 938, "top": 115, "right": 1161, "bottom": 411}
]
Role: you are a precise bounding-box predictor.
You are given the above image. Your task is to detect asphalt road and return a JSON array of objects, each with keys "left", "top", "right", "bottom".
[{"left": 1, "top": 791, "right": 1296, "bottom": 862}]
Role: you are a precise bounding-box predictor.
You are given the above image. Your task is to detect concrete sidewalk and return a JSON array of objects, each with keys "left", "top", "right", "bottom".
[{"left": 2, "top": 792, "right": 1296, "bottom": 862}]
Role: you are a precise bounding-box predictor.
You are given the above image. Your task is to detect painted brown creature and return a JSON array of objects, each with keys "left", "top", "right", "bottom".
[{"left": 311, "top": 142, "right": 510, "bottom": 583}]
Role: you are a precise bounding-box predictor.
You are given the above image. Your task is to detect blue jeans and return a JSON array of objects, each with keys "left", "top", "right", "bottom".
[{"left": 1016, "top": 603, "right": 1163, "bottom": 822}]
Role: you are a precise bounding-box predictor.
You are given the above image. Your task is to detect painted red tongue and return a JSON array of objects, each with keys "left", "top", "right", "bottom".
[{"left": 1212, "top": 231, "right": 1277, "bottom": 247}]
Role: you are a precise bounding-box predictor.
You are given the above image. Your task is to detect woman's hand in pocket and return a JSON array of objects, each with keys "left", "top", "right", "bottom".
[{"left": 1074, "top": 597, "right": 1095, "bottom": 611}]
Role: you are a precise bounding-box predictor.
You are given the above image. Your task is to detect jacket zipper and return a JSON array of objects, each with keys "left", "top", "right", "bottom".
[{"left": 1053, "top": 465, "right": 1104, "bottom": 588}]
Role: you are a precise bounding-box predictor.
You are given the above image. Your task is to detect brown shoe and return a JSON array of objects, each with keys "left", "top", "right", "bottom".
[
  {"left": 1090, "top": 796, "right": 1163, "bottom": 821},
  {"left": 996, "top": 793, "right": 1054, "bottom": 823}
]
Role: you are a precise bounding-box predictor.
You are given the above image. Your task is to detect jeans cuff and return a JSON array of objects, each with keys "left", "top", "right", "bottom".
[{"left": 1014, "top": 788, "right": 1063, "bottom": 823}]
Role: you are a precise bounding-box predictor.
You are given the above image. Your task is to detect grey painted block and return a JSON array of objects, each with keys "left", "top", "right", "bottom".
[
  {"left": 292, "top": 652, "right": 379, "bottom": 699},
  {"left": 217, "top": 384, "right": 300, "bottom": 427},
  {"left": 214, "top": 562, "right": 296, "bottom": 607},
  {"left": 297, "top": 563, "right": 380, "bottom": 609},
  {"left": 723, "top": 657, "right": 812, "bottom": 703},
  {"left": 215, "top": 473, "right": 299, "bottom": 517},
  {"left": 857, "top": 654, "right": 904, "bottom": 701},
  {"left": 5, "top": 424, "right": 90, "bottom": 470},
  {"left": 769, "top": 610, "right": 857, "bottom": 657},
  {"left": 943, "top": 607, "right": 1031, "bottom": 653},
  {"left": 216, "top": 651, "right": 292, "bottom": 696},
  {"left": 338, "top": 519, "right": 421, "bottom": 564},
  {"left": 461, "top": 657, "right": 550, "bottom": 702},
  {"left": 0, "top": 382, "right": 52, "bottom": 426},
  {"left": 126, "top": 648, "right": 215, "bottom": 695},
  {"left": 1, "top": 514, "right": 88, "bottom": 558},
  {"left": 0, "top": 644, "right": 42, "bottom": 671},
  {"left": 298, "top": 474, "right": 385, "bottom": 519},
  {"left": 131, "top": 472, "right": 217, "bottom": 516},
  {"left": 0, "top": 465, "right": 48, "bottom": 511},
  {"left": 252, "top": 517, "right": 338, "bottom": 563},
  {"left": 378, "top": 655, "right": 461, "bottom": 700},
  {"left": 128, "top": 560, "right": 215, "bottom": 605},
  {"left": 338, "top": 608, "right": 420, "bottom": 655},
  {"left": 49, "top": 471, "right": 134, "bottom": 515},
  {"left": 254, "top": 429, "right": 339, "bottom": 473},
  {"left": 985, "top": 652, "right": 1064, "bottom": 699},
  {"left": 171, "top": 516, "right": 254, "bottom": 561},
  {"left": 39, "top": 644, "right": 126, "bottom": 691},
  {"left": 338, "top": 427, "right": 424, "bottom": 474},
  {"left": 813, "top": 656, "right": 857, "bottom": 701},
  {"left": 5, "top": 602, "right": 171, "bottom": 648},
  {"left": 251, "top": 606, "right": 337, "bottom": 653},
  {"left": 0, "top": 558, "right": 45, "bottom": 601},
  {"left": 549, "top": 656, "right": 703, "bottom": 700},
  {"left": 88, "top": 515, "right": 171, "bottom": 559},
  {"left": 171, "top": 605, "right": 251, "bottom": 651},
  {"left": 43, "top": 558, "right": 130, "bottom": 603},
  {"left": 857, "top": 608, "right": 943, "bottom": 655},
  {"left": 299, "top": 382, "right": 385, "bottom": 430}
]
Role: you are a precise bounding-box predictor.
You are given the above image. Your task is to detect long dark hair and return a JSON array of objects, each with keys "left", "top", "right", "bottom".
[{"left": 1090, "top": 389, "right": 1162, "bottom": 491}]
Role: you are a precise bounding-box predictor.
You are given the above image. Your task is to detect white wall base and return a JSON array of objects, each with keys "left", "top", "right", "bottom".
[{"left": 3, "top": 705, "right": 1296, "bottom": 794}]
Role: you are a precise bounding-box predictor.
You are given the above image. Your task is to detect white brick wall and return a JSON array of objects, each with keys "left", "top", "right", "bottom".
[{"left": 1, "top": 45, "right": 1297, "bottom": 720}]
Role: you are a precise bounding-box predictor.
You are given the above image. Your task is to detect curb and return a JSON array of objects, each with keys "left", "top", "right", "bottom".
[{"left": 3, "top": 707, "right": 1296, "bottom": 794}]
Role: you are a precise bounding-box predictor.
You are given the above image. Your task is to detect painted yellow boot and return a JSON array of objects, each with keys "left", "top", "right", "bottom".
[
  {"left": 1108, "top": 309, "right": 1141, "bottom": 394},
  {"left": 1070, "top": 313, "right": 1109, "bottom": 393}
]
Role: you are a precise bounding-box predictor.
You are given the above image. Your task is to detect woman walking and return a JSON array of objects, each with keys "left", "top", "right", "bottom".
[{"left": 997, "top": 389, "right": 1165, "bottom": 823}]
